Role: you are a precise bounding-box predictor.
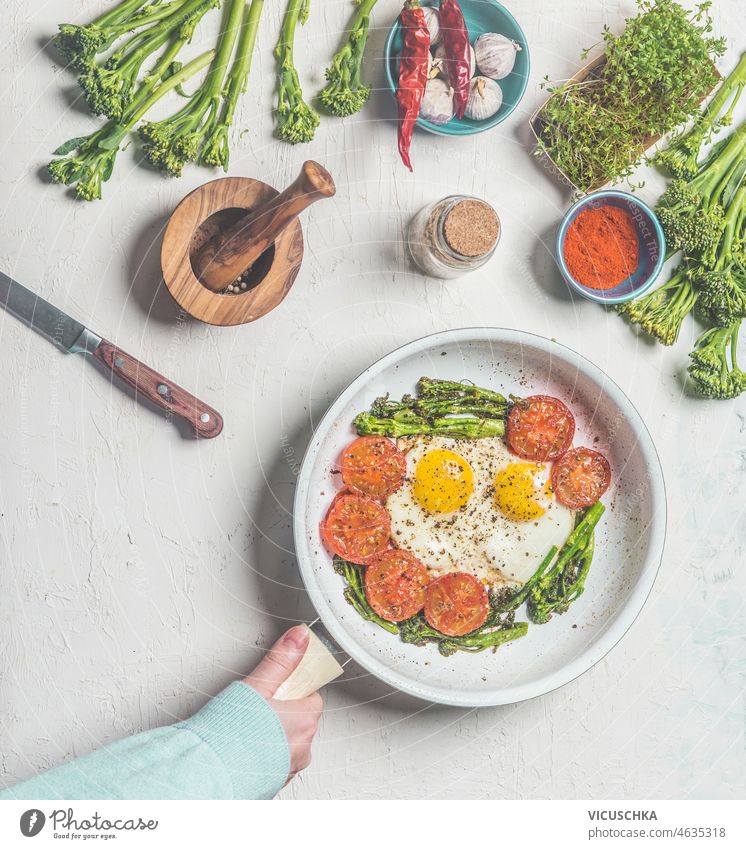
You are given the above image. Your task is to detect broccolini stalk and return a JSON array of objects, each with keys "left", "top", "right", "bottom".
[
  {"left": 140, "top": 0, "right": 246, "bottom": 175},
  {"left": 701, "top": 177, "right": 746, "bottom": 266},
  {"left": 493, "top": 545, "right": 558, "bottom": 614},
  {"left": 617, "top": 266, "right": 697, "bottom": 346},
  {"left": 354, "top": 411, "right": 505, "bottom": 439},
  {"left": 416, "top": 376, "right": 507, "bottom": 403},
  {"left": 687, "top": 321, "right": 745, "bottom": 399},
  {"left": 370, "top": 394, "right": 507, "bottom": 420},
  {"left": 657, "top": 51, "right": 746, "bottom": 180},
  {"left": 49, "top": 47, "right": 215, "bottom": 200},
  {"left": 202, "top": 0, "right": 265, "bottom": 169},
  {"left": 533, "top": 529, "right": 595, "bottom": 618},
  {"left": 319, "top": 0, "right": 379, "bottom": 117},
  {"left": 357, "top": 376, "right": 509, "bottom": 438},
  {"left": 78, "top": 0, "right": 216, "bottom": 121},
  {"left": 414, "top": 398, "right": 508, "bottom": 418},
  {"left": 275, "top": 0, "right": 320, "bottom": 143},
  {"left": 429, "top": 416, "right": 506, "bottom": 437},
  {"left": 399, "top": 617, "right": 528, "bottom": 657},
  {"left": 526, "top": 502, "right": 605, "bottom": 624}
]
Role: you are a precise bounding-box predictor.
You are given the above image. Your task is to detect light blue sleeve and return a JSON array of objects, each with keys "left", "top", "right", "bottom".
[{"left": 0, "top": 682, "right": 290, "bottom": 800}]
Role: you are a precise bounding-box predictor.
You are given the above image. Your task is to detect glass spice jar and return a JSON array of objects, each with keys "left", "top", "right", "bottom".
[{"left": 407, "top": 195, "right": 501, "bottom": 279}]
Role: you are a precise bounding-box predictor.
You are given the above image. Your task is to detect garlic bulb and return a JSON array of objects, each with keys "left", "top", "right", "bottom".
[
  {"left": 433, "top": 42, "right": 476, "bottom": 82},
  {"left": 465, "top": 76, "right": 503, "bottom": 121},
  {"left": 474, "top": 33, "right": 521, "bottom": 80},
  {"left": 422, "top": 6, "right": 441, "bottom": 46},
  {"left": 420, "top": 78, "right": 455, "bottom": 125}
]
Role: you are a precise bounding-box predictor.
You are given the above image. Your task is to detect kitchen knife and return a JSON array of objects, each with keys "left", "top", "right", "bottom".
[{"left": 0, "top": 270, "right": 223, "bottom": 438}]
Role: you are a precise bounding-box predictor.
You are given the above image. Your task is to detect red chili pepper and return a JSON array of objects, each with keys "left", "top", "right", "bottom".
[
  {"left": 396, "top": 0, "right": 430, "bottom": 171},
  {"left": 439, "top": 0, "right": 470, "bottom": 119}
]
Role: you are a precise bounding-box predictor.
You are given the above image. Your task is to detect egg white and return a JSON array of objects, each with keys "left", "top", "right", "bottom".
[{"left": 386, "top": 436, "right": 575, "bottom": 587}]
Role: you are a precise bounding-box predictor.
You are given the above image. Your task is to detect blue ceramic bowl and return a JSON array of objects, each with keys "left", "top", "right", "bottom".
[
  {"left": 555, "top": 191, "right": 666, "bottom": 305},
  {"left": 384, "top": 0, "right": 530, "bottom": 136}
]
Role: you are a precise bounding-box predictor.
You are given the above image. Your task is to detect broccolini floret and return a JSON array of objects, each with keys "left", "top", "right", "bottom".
[
  {"left": 139, "top": 0, "right": 246, "bottom": 175},
  {"left": 55, "top": 0, "right": 188, "bottom": 71},
  {"left": 656, "top": 180, "right": 725, "bottom": 256},
  {"left": 656, "top": 121, "right": 746, "bottom": 257},
  {"left": 687, "top": 321, "right": 745, "bottom": 399},
  {"left": 319, "top": 0, "right": 378, "bottom": 117},
  {"left": 275, "top": 0, "right": 320, "bottom": 144},
  {"left": 695, "top": 268, "right": 746, "bottom": 328},
  {"left": 48, "top": 128, "right": 121, "bottom": 201},
  {"left": 616, "top": 266, "right": 698, "bottom": 345},
  {"left": 78, "top": 0, "right": 215, "bottom": 120}
]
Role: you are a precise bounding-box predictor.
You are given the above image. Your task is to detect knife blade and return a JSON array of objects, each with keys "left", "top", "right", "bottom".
[{"left": 0, "top": 270, "right": 223, "bottom": 439}]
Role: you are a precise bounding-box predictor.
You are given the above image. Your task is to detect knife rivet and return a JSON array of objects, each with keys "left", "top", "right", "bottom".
[
  {"left": 157, "top": 383, "right": 169, "bottom": 396},
  {"left": 200, "top": 413, "right": 210, "bottom": 423},
  {"left": 114, "top": 356, "right": 124, "bottom": 368}
]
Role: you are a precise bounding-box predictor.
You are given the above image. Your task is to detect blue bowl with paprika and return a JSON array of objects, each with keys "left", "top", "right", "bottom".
[
  {"left": 384, "top": 0, "right": 530, "bottom": 136},
  {"left": 555, "top": 191, "right": 666, "bottom": 305}
]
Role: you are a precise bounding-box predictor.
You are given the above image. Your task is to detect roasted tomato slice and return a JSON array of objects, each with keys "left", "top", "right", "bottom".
[
  {"left": 320, "top": 493, "right": 391, "bottom": 563},
  {"left": 364, "top": 549, "right": 430, "bottom": 622},
  {"left": 507, "top": 395, "right": 575, "bottom": 462},
  {"left": 551, "top": 447, "right": 611, "bottom": 509},
  {"left": 340, "top": 436, "right": 407, "bottom": 500},
  {"left": 424, "top": 572, "right": 489, "bottom": 637}
]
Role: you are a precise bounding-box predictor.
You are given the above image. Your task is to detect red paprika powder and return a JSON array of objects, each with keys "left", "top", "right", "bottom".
[{"left": 562, "top": 204, "right": 639, "bottom": 290}]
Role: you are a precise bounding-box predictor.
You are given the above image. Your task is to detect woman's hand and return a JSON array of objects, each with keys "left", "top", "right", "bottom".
[{"left": 244, "top": 626, "right": 323, "bottom": 778}]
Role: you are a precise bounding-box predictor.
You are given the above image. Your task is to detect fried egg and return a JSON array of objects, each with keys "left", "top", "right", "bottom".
[{"left": 386, "top": 436, "right": 574, "bottom": 587}]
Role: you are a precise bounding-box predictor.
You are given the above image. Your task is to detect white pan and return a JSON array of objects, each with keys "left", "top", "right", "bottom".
[{"left": 293, "top": 328, "right": 666, "bottom": 707}]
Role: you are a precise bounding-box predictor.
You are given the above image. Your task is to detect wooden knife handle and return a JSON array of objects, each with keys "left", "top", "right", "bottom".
[
  {"left": 193, "top": 160, "right": 336, "bottom": 292},
  {"left": 93, "top": 339, "right": 224, "bottom": 439}
]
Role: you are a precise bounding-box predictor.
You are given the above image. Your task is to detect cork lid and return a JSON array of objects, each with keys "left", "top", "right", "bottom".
[{"left": 443, "top": 199, "right": 500, "bottom": 258}]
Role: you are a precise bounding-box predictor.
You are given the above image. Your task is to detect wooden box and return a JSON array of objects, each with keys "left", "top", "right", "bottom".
[{"left": 529, "top": 52, "right": 720, "bottom": 195}]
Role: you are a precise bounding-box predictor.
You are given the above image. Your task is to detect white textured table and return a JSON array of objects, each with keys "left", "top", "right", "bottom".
[{"left": 1, "top": 0, "right": 744, "bottom": 800}]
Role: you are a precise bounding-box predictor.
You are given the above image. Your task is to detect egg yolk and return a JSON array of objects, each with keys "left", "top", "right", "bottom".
[
  {"left": 413, "top": 449, "right": 474, "bottom": 514},
  {"left": 494, "top": 463, "right": 549, "bottom": 522}
]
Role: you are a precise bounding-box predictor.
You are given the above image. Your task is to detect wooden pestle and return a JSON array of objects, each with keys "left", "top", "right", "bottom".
[{"left": 192, "top": 161, "right": 335, "bottom": 292}]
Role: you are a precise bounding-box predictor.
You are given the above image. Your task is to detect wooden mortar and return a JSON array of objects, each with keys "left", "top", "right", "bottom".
[
  {"left": 161, "top": 162, "right": 335, "bottom": 326},
  {"left": 193, "top": 160, "right": 335, "bottom": 292}
]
